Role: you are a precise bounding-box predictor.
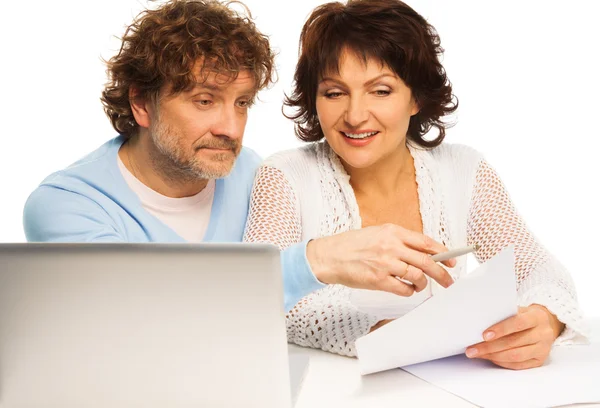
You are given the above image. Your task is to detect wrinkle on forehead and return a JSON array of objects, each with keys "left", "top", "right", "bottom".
[{"left": 161, "top": 66, "right": 256, "bottom": 99}]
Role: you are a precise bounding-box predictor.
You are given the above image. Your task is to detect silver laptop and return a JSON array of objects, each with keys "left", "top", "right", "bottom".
[{"left": 0, "top": 243, "right": 307, "bottom": 408}]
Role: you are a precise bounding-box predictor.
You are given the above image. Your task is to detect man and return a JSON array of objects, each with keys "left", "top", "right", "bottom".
[{"left": 23, "top": 0, "right": 455, "bottom": 313}]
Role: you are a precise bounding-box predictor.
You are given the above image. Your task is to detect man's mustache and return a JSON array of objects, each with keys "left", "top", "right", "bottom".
[{"left": 195, "top": 139, "right": 239, "bottom": 150}]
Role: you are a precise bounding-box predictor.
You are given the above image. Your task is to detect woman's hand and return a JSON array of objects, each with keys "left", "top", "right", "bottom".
[
  {"left": 466, "top": 304, "right": 565, "bottom": 370},
  {"left": 369, "top": 319, "right": 395, "bottom": 333},
  {"left": 307, "top": 224, "right": 456, "bottom": 298}
]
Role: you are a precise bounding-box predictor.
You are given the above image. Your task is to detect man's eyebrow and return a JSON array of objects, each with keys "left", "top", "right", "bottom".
[
  {"left": 191, "top": 83, "right": 257, "bottom": 97},
  {"left": 193, "top": 82, "right": 222, "bottom": 92}
]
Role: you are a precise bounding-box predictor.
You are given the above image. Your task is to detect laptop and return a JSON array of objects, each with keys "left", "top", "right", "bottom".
[{"left": 0, "top": 243, "right": 308, "bottom": 408}]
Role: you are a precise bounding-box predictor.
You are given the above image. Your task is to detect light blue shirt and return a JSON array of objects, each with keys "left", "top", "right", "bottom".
[{"left": 23, "top": 136, "right": 324, "bottom": 311}]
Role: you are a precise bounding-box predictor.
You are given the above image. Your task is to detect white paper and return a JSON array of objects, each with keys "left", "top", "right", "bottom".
[
  {"left": 355, "top": 245, "right": 518, "bottom": 375},
  {"left": 402, "top": 342, "right": 600, "bottom": 408},
  {"left": 349, "top": 283, "right": 432, "bottom": 319}
]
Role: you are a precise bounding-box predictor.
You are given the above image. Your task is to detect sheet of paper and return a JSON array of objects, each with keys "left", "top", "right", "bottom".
[
  {"left": 355, "top": 245, "right": 518, "bottom": 375},
  {"left": 349, "top": 282, "right": 432, "bottom": 319},
  {"left": 402, "top": 342, "right": 600, "bottom": 408}
]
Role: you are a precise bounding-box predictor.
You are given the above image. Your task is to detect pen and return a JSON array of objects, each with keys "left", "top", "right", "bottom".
[
  {"left": 430, "top": 245, "right": 479, "bottom": 262},
  {"left": 396, "top": 245, "right": 480, "bottom": 285}
]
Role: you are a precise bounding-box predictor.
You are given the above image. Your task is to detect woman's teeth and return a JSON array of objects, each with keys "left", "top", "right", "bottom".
[{"left": 343, "top": 131, "right": 378, "bottom": 139}]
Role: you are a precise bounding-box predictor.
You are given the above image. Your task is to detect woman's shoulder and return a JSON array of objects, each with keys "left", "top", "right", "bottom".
[
  {"left": 430, "top": 142, "right": 483, "bottom": 160},
  {"left": 256, "top": 144, "right": 323, "bottom": 191},
  {"left": 261, "top": 144, "right": 319, "bottom": 171},
  {"left": 424, "top": 142, "right": 485, "bottom": 169}
]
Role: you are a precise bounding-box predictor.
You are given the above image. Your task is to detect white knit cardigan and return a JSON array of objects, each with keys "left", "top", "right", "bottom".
[{"left": 243, "top": 141, "right": 588, "bottom": 357}]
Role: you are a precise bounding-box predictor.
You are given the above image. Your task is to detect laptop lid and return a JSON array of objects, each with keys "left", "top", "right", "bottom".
[{"left": 0, "top": 243, "right": 292, "bottom": 408}]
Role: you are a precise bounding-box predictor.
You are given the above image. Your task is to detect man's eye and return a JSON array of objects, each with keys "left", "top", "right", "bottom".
[
  {"left": 196, "top": 99, "right": 212, "bottom": 106},
  {"left": 237, "top": 100, "right": 253, "bottom": 108}
]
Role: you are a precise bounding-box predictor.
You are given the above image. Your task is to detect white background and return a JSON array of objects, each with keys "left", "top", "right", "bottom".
[{"left": 1, "top": 1, "right": 598, "bottom": 317}]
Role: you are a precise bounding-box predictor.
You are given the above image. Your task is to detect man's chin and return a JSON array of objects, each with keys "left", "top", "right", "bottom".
[
  {"left": 191, "top": 162, "right": 235, "bottom": 180},
  {"left": 187, "top": 150, "right": 239, "bottom": 179}
]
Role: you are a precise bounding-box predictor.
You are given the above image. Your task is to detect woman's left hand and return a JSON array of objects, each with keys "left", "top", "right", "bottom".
[{"left": 465, "top": 304, "right": 565, "bottom": 370}]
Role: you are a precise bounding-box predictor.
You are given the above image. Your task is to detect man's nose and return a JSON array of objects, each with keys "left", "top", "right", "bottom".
[{"left": 210, "top": 105, "right": 245, "bottom": 140}]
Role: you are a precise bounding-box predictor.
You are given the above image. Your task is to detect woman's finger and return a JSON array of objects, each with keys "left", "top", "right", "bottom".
[
  {"left": 481, "top": 309, "right": 538, "bottom": 341},
  {"left": 389, "top": 261, "right": 428, "bottom": 292},
  {"left": 396, "top": 245, "right": 454, "bottom": 288},
  {"left": 467, "top": 328, "right": 538, "bottom": 357},
  {"left": 490, "top": 358, "right": 545, "bottom": 370},
  {"left": 393, "top": 227, "right": 457, "bottom": 268},
  {"left": 377, "top": 275, "right": 415, "bottom": 297},
  {"left": 471, "top": 344, "right": 544, "bottom": 363}
]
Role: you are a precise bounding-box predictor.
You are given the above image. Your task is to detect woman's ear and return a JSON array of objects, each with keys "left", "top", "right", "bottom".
[{"left": 410, "top": 97, "right": 420, "bottom": 116}]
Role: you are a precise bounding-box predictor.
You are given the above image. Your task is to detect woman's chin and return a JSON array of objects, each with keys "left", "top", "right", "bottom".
[
  {"left": 327, "top": 138, "right": 384, "bottom": 171},
  {"left": 338, "top": 153, "right": 380, "bottom": 171}
]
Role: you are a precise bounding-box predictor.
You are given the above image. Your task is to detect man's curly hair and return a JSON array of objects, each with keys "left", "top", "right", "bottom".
[{"left": 101, "top": 0, "right": 275, "bottom": 138}]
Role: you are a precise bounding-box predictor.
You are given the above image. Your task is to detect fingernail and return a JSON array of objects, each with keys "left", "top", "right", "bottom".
[
  {"left": 484, "top": 331, "right": 495, "bottom": 341},
  {"left": 466, "top": 348, "right": 478, "bottom": 358}
]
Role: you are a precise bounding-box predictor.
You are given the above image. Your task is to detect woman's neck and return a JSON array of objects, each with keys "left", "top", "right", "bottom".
[{"left": 344, "top": 143, "right": 415, "bottom": 199}]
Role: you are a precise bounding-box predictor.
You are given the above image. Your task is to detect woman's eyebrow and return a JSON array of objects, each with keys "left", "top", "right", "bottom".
[{"left": 319, "top": 73, "right": 396, "bottom": 87}]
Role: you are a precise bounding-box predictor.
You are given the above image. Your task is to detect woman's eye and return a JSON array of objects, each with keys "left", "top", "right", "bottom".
[
  {"left": 325, "top": 92, "right": 344, "bottom": 99},
  {"left": 374, "top": 90, "right": 391, "bottom": 96}
]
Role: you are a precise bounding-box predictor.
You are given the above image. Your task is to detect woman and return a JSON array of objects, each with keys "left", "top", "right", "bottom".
[{"left": 243, "top": 0, "right": 587, "bottom": 369}]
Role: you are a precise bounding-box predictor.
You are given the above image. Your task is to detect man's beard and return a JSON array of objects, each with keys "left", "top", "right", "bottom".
[{"left": 148, "top": 117, "right": 240, "bottom": 183}]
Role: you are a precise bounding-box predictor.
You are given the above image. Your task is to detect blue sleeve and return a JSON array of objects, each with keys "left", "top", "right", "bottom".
[
  {"left": 245, "top": 146, "right": 263, "bottom": 166},
  {"left": 23, "top": 186, "right": 125, "bottom": 243},
  {"left": 281, "top": 240, "right": 326, "bottom": 312}
]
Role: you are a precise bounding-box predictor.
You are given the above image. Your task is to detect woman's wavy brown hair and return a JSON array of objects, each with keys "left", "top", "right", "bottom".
[
  {"left": 284, "top": 0, "right": 457, "bottom": 148},
  {"left": 101, "top": 0, "right": 275, "bottom": 139}
]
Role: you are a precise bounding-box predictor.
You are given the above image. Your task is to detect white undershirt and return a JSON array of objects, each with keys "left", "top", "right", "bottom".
[{"left": 117, "top": 156, "right": 215, "bottom": 242}]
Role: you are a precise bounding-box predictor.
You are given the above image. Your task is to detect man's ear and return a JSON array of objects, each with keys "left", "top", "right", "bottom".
[{"left": 129, "top": 87, "right": 152, "bottom": 129}]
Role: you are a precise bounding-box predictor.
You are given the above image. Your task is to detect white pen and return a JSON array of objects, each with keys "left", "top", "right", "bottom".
[
  {"left": 396, "top": 245, "right": 480, "bottom": 286},
  {"left": 430, "top": 245, "right": 479, "bottom": 262}
]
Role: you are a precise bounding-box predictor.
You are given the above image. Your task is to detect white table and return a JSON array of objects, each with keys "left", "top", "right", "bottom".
[{"left": 294, "top": 319, "right": 600, "bottom": 408}]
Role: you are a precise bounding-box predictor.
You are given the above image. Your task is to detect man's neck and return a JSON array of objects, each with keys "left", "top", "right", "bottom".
[{"left": 118, "top": 136, "right": 209, "bottom": 198}]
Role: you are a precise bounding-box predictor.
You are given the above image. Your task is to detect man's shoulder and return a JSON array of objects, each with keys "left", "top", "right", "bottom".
[
  {"left": 23, "top": 136, "right": 126, "bottom": 240},
  {"left": 224, "top": 145, "right": 262, "bottom": 187},
  {"left": 38, "top": 136, "right": 123, "bottom": 189},
  {"left": 233, "top": 145, "right": 263, "bottom": 171}
]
